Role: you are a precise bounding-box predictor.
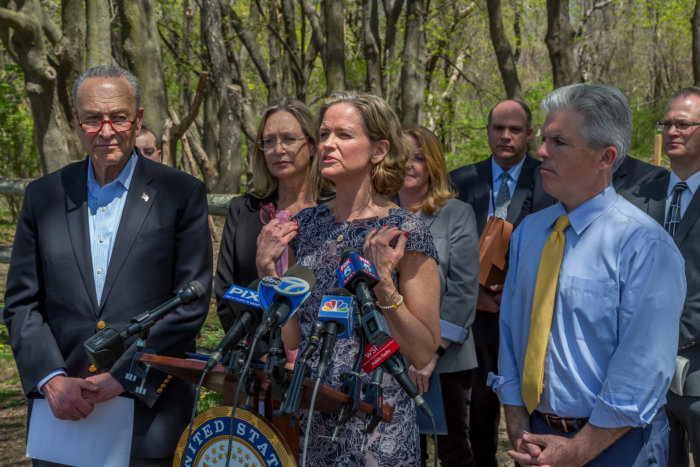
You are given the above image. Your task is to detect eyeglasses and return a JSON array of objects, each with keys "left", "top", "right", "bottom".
[
  {"left": 76, "top": 115, "right": 137, "bottom": 134},
  {"left": 257, "top": 137, "right": 309, "bottom": 151},
  {"left": 655, "top": 121, "right": 700, "bottom": 132}
]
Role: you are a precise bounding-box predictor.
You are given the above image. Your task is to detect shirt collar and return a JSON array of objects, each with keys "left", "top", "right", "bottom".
[
  {"left": 558, "top": 184, "right": 617, "bottom": 236},
  {"left": 668, "top": 169, "right": 700, "bottom": 197},
  {"left": 87, "top": 150, "right": 138, "bottom": 197},
  {"left": 491, "top": 154, "right": 526, "bottom": 185}
]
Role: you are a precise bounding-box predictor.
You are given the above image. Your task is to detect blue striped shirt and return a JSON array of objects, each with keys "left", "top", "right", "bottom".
[{"left": 87, "top": 152, "right": 137, "bottom": 304}]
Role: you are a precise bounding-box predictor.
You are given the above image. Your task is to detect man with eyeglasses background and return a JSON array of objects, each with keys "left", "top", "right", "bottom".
[
  {"left": 624, "top": 86, "right": 700, "bottom": 466},
  {"left": 3, "top": 64, "right": 212, "bottom": 466}
]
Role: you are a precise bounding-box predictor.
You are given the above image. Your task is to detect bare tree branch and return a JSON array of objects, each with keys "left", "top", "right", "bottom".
[{"left": 171, "top": 71, "right": 209, "bottom": 143}]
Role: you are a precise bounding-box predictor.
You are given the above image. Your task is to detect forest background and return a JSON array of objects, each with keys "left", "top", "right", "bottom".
[{"left": 0, "top": 0, "right": 697, "bottom": 204}]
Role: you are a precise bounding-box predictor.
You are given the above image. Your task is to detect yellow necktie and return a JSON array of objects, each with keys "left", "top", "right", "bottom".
[{"left": 521, "top": 214, "right": 570, "bottom": 414}]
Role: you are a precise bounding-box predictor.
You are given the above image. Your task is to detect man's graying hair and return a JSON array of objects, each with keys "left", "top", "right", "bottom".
[
  {"left": 73, "top": 64, "right": 141, "bottom": 110},
  {"left": 542, "top": 84, "right": 631, "bottom": 170}
]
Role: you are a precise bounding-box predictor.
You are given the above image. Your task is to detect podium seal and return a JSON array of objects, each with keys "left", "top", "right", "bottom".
[{"left": 174, "top": 406, "right": 296, "bottom": 467}]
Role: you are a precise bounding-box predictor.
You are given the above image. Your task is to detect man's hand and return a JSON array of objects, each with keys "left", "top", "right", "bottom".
[
  {"left": 478, "top": 284, "right": 504, "bottom": 312},
  {"left": 82, "top": 373, "right": 124, "bottom": 404},
  {"left": 508, "top": 432, "right": 583, "bottom": 466},
  {"left": 408, "top": 354, "right": 438, "bottom": 395},
  {"left": 507, "top": 424, "right": 630, "bottom": 467},
  {"left": 43, "top": 375, "right": 98, "bottom": 421}
]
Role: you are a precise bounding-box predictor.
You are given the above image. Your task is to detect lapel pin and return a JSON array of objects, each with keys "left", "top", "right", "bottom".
[{"left": 141, "top": 193, "right": 150, "bottom": 202}]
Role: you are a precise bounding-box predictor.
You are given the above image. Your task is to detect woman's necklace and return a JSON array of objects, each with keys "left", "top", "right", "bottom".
[{"left": 335, "top": 194, "right": 372, "bottom": 243}]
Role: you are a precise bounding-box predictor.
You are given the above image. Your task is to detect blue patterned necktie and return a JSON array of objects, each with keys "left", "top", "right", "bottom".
[
  {"left": 664, "top": 181, "right": 688, "bottom": 237},
  {"left": 494, "top": 173, "right": 511, "bottom": 219}
]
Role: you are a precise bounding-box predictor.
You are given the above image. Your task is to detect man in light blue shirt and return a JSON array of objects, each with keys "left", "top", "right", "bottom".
[{"left": 489, "top": 84, "right": 686, "bottom": 466}]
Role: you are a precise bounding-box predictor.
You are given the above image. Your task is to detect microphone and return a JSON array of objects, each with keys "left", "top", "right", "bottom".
[
  {"left": 360, "top": 339, "right": 433, "bottom": 419},
  {"left": 336, "top": 249, "right": 392, "bottom": 347},
  {"left": 84, "top": 280, "right": 206, "bottom": 370},
  {"left": 316, "top": 288, "right": 354, "bottom": 379},
  {"left": 204, "top": 279, "right": 263, "bottom": 372},
  {"left": 253, "top": 265, "right": 316, "bottom": 339},
  {"left": 280, "top": 320, "right": 324, "bottom": 418}
]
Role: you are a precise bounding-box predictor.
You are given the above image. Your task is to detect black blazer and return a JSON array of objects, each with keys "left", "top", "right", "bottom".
[
  {"left": 215, "top": 192, "right": 276, "bottom": 331},
  {"left": 449, "top": 154, "right": 555, "bottom": 347},
  {"left": 3, "top": 155, "right": 213, "bottom": 458},
  {"left": 612, "top": 156, "right": 668, "bottom": 192},
  {"left": 449, "top": 154, "right": 555, "bottom": 236}
]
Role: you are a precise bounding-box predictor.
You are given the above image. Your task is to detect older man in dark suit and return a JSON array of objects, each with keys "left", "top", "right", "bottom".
[
  {"left": 3, "top": 64, "right": 212, "bottom": 466},
  {"left": 449, "top": 100, "right": 555, "bottom": 466},
  {"left": 624, "top": 86, "right": 700, "bottom": 467}
]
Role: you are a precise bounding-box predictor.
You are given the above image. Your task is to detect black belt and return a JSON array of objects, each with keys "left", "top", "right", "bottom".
[{"left": 534, "top": 410, "right": 588, "bottom": 433}]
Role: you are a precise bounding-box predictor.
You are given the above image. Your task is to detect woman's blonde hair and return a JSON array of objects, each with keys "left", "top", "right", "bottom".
[
  {"left": 318, "top": 91, "right": 412, "bottom": 197},
  {"left": 404, "top": 126, "right": 457, "bottom": 215},
  {"left": 251, "top": 98, "right": 325, "bottom": 202}
]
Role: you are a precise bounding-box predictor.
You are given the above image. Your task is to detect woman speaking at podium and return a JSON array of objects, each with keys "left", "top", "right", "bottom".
[{"left": 257, "top": 92, "right": 440, "bottom": 465}]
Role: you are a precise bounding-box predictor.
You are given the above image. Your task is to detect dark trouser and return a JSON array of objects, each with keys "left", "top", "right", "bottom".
[
  {"left": 420, "top": 369, "right": 475, "bottom": 467},
  {"left": 469, "top": 338, "right": 500, "bottom": 467},
  {"left": 530, "top": 409, "right": 669, "bottom": 466},
  {"left": 666, "top": 391, "right": 700, "bottom": 466}
]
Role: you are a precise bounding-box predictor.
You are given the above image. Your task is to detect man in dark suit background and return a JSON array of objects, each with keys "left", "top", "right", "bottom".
[
  {"left": 3, "top": 64, "right": 212, "bottom": 466},
  {"left": 624, "top": 87, "right": 700, "bottom": 467},
  {"left": 613, "top": 154, "right": 667, "bottom": 192},
  {"left": 449, "top": 100, "right": 555, "bottom": 466}
]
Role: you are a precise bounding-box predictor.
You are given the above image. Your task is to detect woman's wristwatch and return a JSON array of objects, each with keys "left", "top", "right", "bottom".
[{"left": 435, "top": 345, "right": 446, "bottom": 357}]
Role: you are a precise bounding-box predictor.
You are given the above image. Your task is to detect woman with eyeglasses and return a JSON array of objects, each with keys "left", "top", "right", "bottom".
[
  {"left": 215, "top": 98, "right": 327, "bottom": 332},
  {"left": 399, "top": 126, "right": 479, "bottom": 467},
  {"left": 257, "top": 92, "right": 441, "bottom": 465}
]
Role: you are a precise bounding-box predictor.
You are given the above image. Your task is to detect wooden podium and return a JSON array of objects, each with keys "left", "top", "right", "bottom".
[{"left": 138, "top": 353, "right": 394, "bottom": 462}]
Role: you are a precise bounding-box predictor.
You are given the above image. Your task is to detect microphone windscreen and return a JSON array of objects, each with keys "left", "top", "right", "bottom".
[
  {"left": 330, "top": 287, "right": 352, "bottom": 296},
  {"left": 180, "top": 280, "right": 205, "bottom": 302},
  {"left": 340, "top": 247, "right": 360, "bottom": 263},
  {"left": 283, "top": 264, "right": 317, "bottom": 290}
]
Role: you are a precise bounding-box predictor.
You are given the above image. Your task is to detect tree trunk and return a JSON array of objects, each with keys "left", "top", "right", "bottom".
[
  {"left": 0, "top": 2, "right": 75, "bottom": 173},
  {"left": 382, "top": 0, "right": 403, "bottom": 105},
  {"left": 85, "top": 0, "right": 112, "bottom": 68},
  {"left": 267, "top": 0, "right": 283, "bottom": 103},
  {"left": 323, "top": 0, "right": 345, "bottom": 94},
  {"left": 56, "top": 0, "right": 86, "bottom": 160},
  {"left": 363, "top": 0, "right": 382, "bottom": 96},
  {"left": 118, "top": 0, "right": 169, "bottom": 139},
  {"left": 545, "top": 0, "right": 583, "bottom": 88},
  {"left": 693, "top": 0, "right": 700, "bottom": 86},
  {"left": 202, "top": 0, "right": 242, "bottom": 193},
  {"left": 486, "top": 0, "right": 523, "bottom": 100},
  {"left": 400, "top": 0, "right": 426, "bottom": 126}
]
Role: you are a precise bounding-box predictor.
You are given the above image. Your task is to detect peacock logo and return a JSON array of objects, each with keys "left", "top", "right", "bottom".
[{"left": 321, "top": 299, "right": 350, "bottom": 312}]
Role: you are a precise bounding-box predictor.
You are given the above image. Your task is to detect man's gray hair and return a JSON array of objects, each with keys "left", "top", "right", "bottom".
[
  {"left": 72, "top": 64, "right": 141, "bottom": 110},
  {"left": 542, "top": 84, "right": 631, "bottom": 170}
]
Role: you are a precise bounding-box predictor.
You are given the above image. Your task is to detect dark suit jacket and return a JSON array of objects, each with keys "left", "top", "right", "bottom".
[
  {"left": 612, "top": 156, "right": 668, "bottom": 192},
  {"left": 215, "top": 192, "right": 276, "bottom": 331},
  {"left": 3, "top": 155, "right": 213, "bottom": 458},
  {"left": 449, "top": 155, "right": 556, "bottom": 347},
  {"left": 624, "top": 174, "right": 700, "bottom": 393}
]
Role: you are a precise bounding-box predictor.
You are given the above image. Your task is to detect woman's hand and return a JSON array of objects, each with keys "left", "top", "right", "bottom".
[
  {"left": 363, "top": 225, "right": 409, "bottom": 282},
  {"left": 408, "top": 355, "right": 438, "bottom": 395},
  {"left": 255, "top": 219, "right": 298, "bottom": 277}
]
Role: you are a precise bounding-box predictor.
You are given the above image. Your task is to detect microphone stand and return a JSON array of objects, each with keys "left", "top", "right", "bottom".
[
  {"left": 264, "top": 326, "right": 288, "bottom": 399},
  {"left": 331, "top": 302, "right": 365, "bottom": 440}
]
